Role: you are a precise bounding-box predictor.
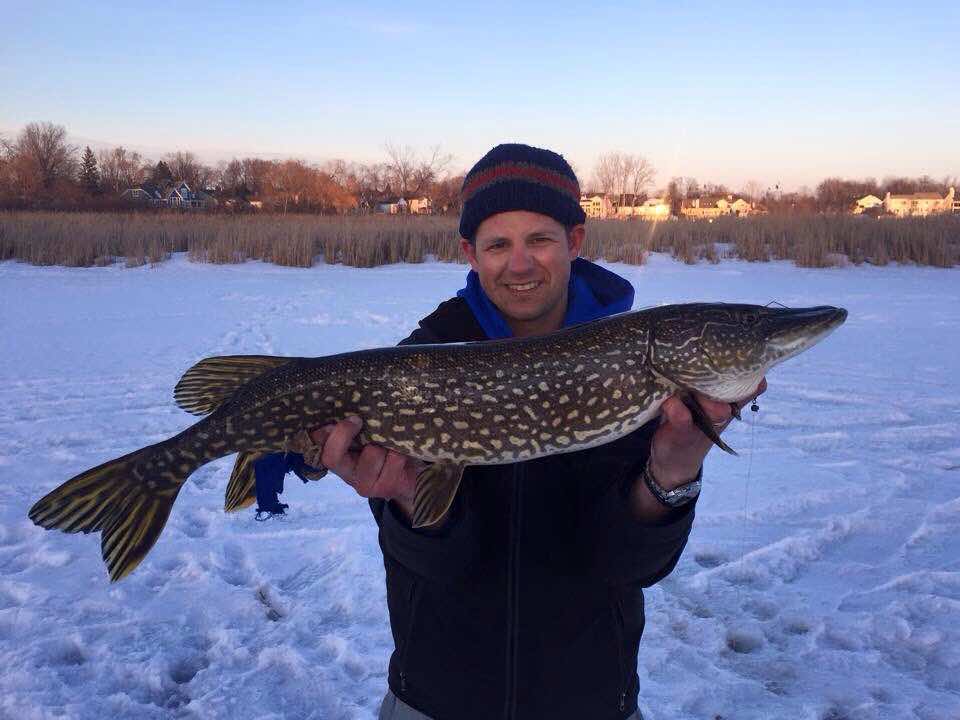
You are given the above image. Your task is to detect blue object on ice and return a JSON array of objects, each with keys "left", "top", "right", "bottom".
[{"left": 254, "top": 452, "right": 322, "bottom": 518}]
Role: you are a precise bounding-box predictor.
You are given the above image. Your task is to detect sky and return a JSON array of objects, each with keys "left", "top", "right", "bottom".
[{"left": 1, "top": 0, "right": 958, "bottom": 191}]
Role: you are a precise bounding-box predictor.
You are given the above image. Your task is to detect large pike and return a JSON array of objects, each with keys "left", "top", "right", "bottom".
[{"left": 29, "top": 303, "right": 846, "bottom": 581}]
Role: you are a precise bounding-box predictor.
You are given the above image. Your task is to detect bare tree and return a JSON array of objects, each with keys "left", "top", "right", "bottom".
[
  {"left": 98, "top": 147, "right": 145, "bottom": 194},
  {"left": 592, "top": 151, "right": 656, "bottom": 206},
  {"left": 164, "top": 151, "right": 211, "bottom": 189},
  {"left": 10, "top": 122, "right": 77, "bottom": 192},
  {"left": 742, "top": 180, "right": 765, "bottom": 203},
  {"left": 384, "top": 142, "right": 452, "bottom": 197}
]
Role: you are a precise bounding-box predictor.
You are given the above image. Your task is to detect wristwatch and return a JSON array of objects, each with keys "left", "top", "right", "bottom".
[{"left": 642, "top": 457, "right": 701, "bottom": 508}]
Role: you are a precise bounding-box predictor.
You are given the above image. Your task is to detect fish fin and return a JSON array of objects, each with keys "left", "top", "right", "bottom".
[
  {"left": 28, "top": 443, "right": 194, "bottom": 581},
  {"left": 174, "top": 355, "right": 293, "bottom": 416},
  {"left": 682, "top": 394, "right": 738, "bottom": 456},
  {"left": 224, "top": 452, "right": 263, "bottom": 512},
  {"left": 411, "top": 463, "right": 465, "bottom": 529}
]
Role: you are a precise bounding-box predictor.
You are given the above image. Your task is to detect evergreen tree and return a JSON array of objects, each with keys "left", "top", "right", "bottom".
[
  {"left": 151, "top": 160, "right": 173, "bottom": 187},
  {"left": 79, "top": 146, "right": 101, "bottom": 195}
]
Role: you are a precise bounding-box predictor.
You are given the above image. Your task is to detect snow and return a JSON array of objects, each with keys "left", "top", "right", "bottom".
[{"left": 1, "top": 253, "right": 958, "bottom": 720}]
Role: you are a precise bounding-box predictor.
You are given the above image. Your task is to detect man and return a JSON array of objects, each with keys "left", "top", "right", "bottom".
[{"left": 311, "top": 144, "right": 765, "bottom": 719}]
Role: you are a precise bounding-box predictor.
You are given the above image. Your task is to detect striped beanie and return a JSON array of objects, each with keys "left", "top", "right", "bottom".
[{"left": 459, "top": 143, "right": 586, "bottom": 241}]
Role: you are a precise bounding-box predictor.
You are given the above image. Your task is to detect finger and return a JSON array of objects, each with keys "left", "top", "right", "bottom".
[
  {"left": 309, "top": 423, "right": 336, "bottom": 447},
  {"left": 321, "top": 417, "right": 363, "bottom": 479},
  {"left": 372, "top": 451, "right": 414, "bottom": 501},
  {"left": 352, "top": 444, "right": 389, "bottom": 496},
  {"left": 692, "top": 393, "right": 733, "bottom": 425},
  {"left": 660, "top": 396, "right": 693, "bottom": 428}
]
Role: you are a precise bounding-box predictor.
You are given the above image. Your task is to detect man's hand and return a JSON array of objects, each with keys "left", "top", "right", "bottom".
[
  {"left": 310, "top": 417, "right": 424, "bottom": 519},
  {"left": 629, "top": 378, "right": 767, "bottom": 521},
  {"left": 651, "top": 378, "right": 768, "bottom": 488}
]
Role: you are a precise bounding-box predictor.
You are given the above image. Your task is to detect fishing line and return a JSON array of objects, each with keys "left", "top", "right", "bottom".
[{"left": 736, "top": 397, "right": 759, "bottom": 599}]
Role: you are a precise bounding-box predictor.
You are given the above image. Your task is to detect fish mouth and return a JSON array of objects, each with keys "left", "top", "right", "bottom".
[{"left": 766, "top": 305, "right": 847, "bottom": 362}]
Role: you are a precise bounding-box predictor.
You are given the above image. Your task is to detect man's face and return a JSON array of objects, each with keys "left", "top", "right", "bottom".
[{"left": 461, "top": 211, "right": 585, "bottom": 337}]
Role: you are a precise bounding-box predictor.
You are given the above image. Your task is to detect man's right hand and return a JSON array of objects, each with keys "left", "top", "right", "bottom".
[{"left": 310, "top": 417, "right": 424, "bottom": 520}]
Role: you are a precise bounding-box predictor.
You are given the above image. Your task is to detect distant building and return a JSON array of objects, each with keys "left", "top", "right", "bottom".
[
  {"left": 579, "top": 193, "right": 614, "bottom": 219},
  {"left": 121, "top": 180, "right": 216, "bottom": 209},
  {"left": 121, "top": 183, "right": 165, "bottom": 207},
  {"left": 853, "top": 194, "right": 883, "bottom": 214},
  {"left": 883, "top": 187, "right": 955, "bottom": 217},
  {"left": 618, "top": 196, "right": 671, "bottom": 220},
  {"left": 165, "top": 181, "right": 217, "bottom": 209},
  {"left": 376, "top": 197, "right": 408, "bottom": 214},
  {"left": 680, "top": 195, "right": 754, "bottom": 219},
  {"left": 407, "top": 197, "right": 432, "bottom": 215}
]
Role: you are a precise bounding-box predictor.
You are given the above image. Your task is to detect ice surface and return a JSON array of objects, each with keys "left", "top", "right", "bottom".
[{"left": 1, "top": 254, "right": 958, "bottom": 719}]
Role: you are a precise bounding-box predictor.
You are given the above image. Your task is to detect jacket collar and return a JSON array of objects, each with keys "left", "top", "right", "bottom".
[{"left": 456, "top": 258, "right": 635, "bottom": 340}]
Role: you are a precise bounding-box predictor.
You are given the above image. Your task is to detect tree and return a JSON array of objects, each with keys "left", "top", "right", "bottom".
[
  {"left": 164, "top": 151, "right": 211, "bottom": 189},
  {"left": 98, "top": 147, "right": 145, "bottom": 194},
  {"left": 742, "top": 181, "right": 765, "bottom": 203},
  {"left": 150, "top": 160, "right": 174, "bottom": 187},
  {"left": 9, "top": 122, "right": 77, "bottom": 194},
  {"left": 666, "top": 178, "right": 683, "bottom": 217},
  {"left": 384, "top": 142, "right": 452, "bottom": 197},
  {"left": 79, "top": 146, "right": 100, "bottom": 195},
  {"left": 592, "top": 152, "right": 656, "bottom": 207}
]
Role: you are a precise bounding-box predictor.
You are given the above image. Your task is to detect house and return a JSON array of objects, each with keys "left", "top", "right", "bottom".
[
  {"left": 375, "top": 197, "right": 409, "bottom": 214},
  {"left": 579, "top": 193, "right": 614, "bottom": 219},
  {"left": 680, "top": 195, "right": 753, "bottom": 219},
  {"left": 408, "top": 197, "right": 432, "bottom": 215},
  {"left": 165, "top": 181, "right": 217, "bottom": 209},
  {"left": 853, "top": 194, "right": 883, "bottom": 214},
  {"left": 120, "top": 183, "right": 165, "bottom": 207},
  {"left": 121, "top": 180, "right": 216, "bottom": 209},
  {"left": 617, "top": 196, "right": 671, "bottom": 220},
  {"left": 883, "top": 187, "right": 955, "bottom": 217},
  {"left": 727, "top": 198, "right": 754, "bottom": 216}
]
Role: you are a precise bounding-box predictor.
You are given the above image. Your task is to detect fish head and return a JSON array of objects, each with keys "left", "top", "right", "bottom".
[{"left": 650, "top": 303, "right": 847, "bottom": 402}]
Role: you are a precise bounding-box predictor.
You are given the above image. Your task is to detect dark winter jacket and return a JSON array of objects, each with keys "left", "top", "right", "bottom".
[{"left": 370, "top": 260, "right": 697, "bottom": 720}]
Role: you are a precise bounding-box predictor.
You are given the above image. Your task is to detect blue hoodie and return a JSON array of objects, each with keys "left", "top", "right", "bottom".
[{"left": 456, "top": 257, "right": 635, "bottom": 339}]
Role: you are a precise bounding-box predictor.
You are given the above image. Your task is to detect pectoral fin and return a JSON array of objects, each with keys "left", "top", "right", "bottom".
[
  {"left": 682, "top": 394, "right": 738, "bottom": 456},
  {"left": 411, "top": 463, "right": 465, "bottom": 529}
]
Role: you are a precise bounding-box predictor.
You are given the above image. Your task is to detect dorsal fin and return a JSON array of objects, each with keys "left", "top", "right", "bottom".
[{"left": 174, "top": 355, "right": 292, "bottom": 416}]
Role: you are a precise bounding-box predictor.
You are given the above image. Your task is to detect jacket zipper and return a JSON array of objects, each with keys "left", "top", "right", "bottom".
[
  {"left": 504, "top": 465, "right": 523, "bottom": 720},
  {"left": 612, "top": 591, "right": 627, "bottom": 712},
  {"left": 398, "top": 578, "right": 420, "bottom": 695}
]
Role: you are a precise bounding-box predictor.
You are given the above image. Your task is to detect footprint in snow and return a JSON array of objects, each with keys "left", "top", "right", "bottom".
[
  {"left": 693, "top": 551, "right": 727, "bottom": 569},
  {"left": 218, "top": 542, "right": 256, "bottom": 587},
  {"left": 725, "top": 626, "right": 765, "bottom": 654},
  {"left": 742, "top": 597, "right": 779, "bottom": 621}
]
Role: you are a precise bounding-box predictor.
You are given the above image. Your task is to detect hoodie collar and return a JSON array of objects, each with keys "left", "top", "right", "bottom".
[{"left": 456, "top": 257, "right": 635, "bottom": 340}]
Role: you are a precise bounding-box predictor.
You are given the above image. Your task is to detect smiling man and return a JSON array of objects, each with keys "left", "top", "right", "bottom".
[{"left": 312, "top": 144, "right": 765, "bottom": 720}]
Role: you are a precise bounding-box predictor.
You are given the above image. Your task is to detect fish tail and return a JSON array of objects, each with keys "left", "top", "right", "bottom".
[{"left": 28, "top": 441, "right": 199, "bottom": 582}]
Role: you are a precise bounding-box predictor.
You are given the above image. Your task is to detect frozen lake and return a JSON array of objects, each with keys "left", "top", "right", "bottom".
[{"left": 1, "top": 253, "right": 958, "bottom": 720}]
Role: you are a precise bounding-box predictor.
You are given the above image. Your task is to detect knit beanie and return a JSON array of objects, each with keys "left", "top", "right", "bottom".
[{"left": 459, "top": 143, "right": 586, "bottom": 241}]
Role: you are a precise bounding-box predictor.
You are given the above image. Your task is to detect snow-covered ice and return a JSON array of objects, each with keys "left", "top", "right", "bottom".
[{"left": 1, "top": 253, "right": 958, "bottom": 720}]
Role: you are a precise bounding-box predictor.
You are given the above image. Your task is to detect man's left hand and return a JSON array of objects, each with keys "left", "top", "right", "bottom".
[{"left": 650, "top": 378, "right": 768, "bottom": 488}]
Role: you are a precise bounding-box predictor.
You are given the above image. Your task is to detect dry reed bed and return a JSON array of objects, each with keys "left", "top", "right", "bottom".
[{"left": 0, "top": 212, "right": 957, "bottom": 269}]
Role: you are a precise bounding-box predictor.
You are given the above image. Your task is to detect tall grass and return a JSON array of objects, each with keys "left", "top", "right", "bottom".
[{"left": 1, "top": 211, "right": 957, "bottom": 269}]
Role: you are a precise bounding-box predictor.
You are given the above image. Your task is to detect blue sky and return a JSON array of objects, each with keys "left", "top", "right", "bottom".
[{"left": 2, "top": 0, "right": 957, "bottom": 190}]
